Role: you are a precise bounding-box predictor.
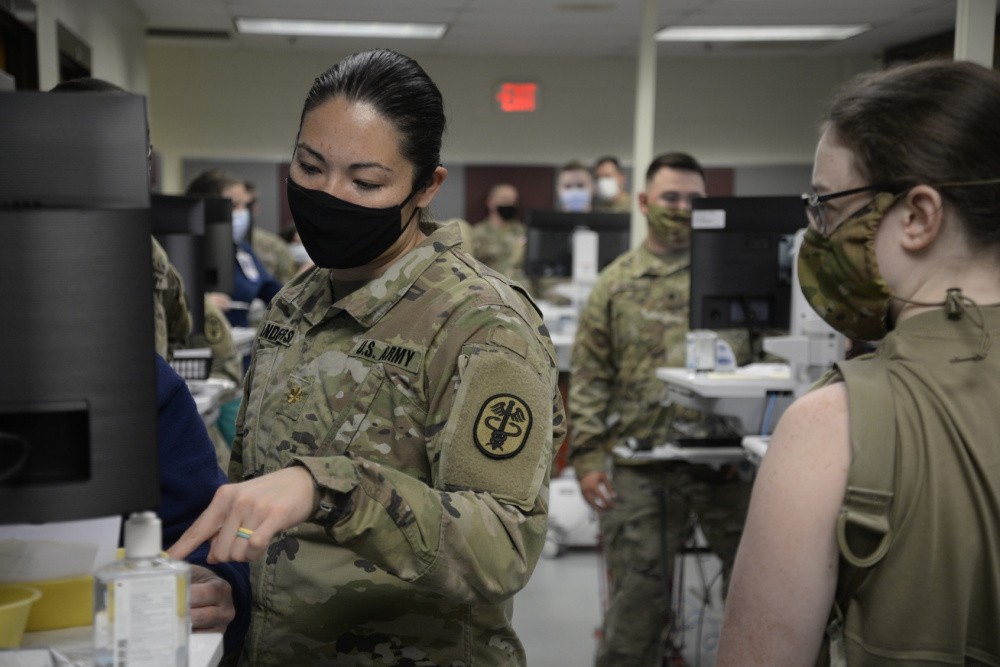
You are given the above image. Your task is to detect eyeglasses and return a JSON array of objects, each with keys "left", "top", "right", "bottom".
[{"left": 801, "top": 184, "right": 889, "bottom": 235}]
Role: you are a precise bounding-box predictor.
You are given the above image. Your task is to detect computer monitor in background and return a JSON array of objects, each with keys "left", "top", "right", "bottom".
[
  {"left": 524, "top": 211, "right": 631, "bottom": 278},
  {"left": 689, "top": 196, "right": 807, "bottom": 333},
  {"left": 0, "top": 93, "right": 159, "bottom": 525},
  {"left": 202, "top": 197, "right": 235, "bottom": 295},
  {"left": 0, "top": 92, "right": 149, "bottom": 209},
  {"left": 152, "top": 194, "right": 206, "bottom": 337}
]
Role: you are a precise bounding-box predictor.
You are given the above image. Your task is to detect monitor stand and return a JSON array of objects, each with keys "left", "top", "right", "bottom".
[{"left": 762, "top": 228, "right": 844, "bottom": 397}]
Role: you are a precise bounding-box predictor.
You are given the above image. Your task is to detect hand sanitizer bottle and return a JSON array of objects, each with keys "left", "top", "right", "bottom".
[{"left": 94, "top": 511, "right": 190, "bottom": 667}]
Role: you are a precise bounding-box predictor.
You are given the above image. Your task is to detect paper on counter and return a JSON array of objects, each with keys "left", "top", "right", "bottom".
[{"left": 0, "top": 516, "right": 121, "bottom": 582}]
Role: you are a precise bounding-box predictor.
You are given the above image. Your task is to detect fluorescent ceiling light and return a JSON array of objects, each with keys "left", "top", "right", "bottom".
[
  {"left": 235, "top": 18, "right": 448, "bottom": 39},
  {"left": 655, "top": 25, "right": 870, "bottom": 42}
]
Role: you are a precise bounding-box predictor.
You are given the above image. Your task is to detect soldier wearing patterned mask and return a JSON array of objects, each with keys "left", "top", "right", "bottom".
[
  {"left": 570, "top": 152, "right": 753, "bottom": 667},
  {"left": 718, "top": 60, "right": 1000, "bottom": 666}
]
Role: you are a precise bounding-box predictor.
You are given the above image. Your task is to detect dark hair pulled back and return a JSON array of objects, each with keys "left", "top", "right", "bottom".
[
  {"left": 824, "top": 60, "right": 1000, "bottom": 246},
  {"left": 298, "top": 49, "right": 445, "bottom": 192}
]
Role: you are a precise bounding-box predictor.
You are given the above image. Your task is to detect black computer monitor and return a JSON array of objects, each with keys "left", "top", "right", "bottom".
[
  {"left": 689, "top": 196, "right": 807, "bottom": 331},
  {"left": 152, "top": 194, "right": 206, "bottom": 337},
  {"left": 0, "top": 92, "right": 160, "bottom": 525},
  {"left": 202, "top": 198, "right": 235, "bottom": 295},
  {"left": 524, "top": 211, "right": 631, "bottom": 278},
  {"left": 0, "top": 92, "right": 149, "bottom": 209}
]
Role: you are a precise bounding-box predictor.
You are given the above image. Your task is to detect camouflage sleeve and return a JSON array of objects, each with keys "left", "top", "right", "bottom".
[
  {"left": 152, "top": 238, "right": 192, "bottom": 360},
  {"left": 191, "top": 299, "right": 243, "bottom": 393},
  {"left": 164, "top": 261, "right": 193, "bottom": 355},
  {"left": 226, "top": 339, "right": 258, "bottom": 483},
  {"left": 567, "top": 273, "right": 615, "bottom": 478},
  {"left": 291, "top": 300, "right": 563, "bottom": 606}
]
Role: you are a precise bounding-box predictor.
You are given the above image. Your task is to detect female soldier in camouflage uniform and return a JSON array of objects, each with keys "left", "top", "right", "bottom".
[
  {"left": 170, "top": 49, "right": 565, "bottom": 667},
  {"left": 718, "top": 60, "right": 1000, "bottom": 665}
]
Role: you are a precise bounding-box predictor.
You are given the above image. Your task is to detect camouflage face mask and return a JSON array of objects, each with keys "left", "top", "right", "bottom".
[
  {"left": 797, "top": 191, "right": 901, "bottom": 342},
  {"left": 646, "top": 204, "right": 692, "bottom": 245}
]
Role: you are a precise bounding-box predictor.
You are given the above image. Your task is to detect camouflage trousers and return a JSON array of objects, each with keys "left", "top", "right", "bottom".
[{"left": 596, "top": 462, "right": 752, "bottom": 667}]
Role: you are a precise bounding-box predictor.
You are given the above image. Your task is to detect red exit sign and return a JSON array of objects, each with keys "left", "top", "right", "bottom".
[{"left": 495, "top": 82, "right": 538, "bottom": 112}]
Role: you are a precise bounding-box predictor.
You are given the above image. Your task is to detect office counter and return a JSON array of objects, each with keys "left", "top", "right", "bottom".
[
  {"left": 612, "top": 442, "right": 746, "bottom": 467},
  {"left": 657, "top": 364, "right": 795, "bottom": 436},
  {"left": 19, "top": 627, "right": 222, "bottom": 667},
  {"left": 230, "top": 326, "right": 255, "bottom": 359},
  {"left": 186, "top": 380, "right": 227, "bottom": 426}
]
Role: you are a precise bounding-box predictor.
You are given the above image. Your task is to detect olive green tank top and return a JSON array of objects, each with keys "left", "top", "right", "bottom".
[{"left": 821, "top": 307, "right": 1000, "bottom": 666}]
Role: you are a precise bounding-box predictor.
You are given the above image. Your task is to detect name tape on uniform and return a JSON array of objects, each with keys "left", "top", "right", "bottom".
[{"left": 259, "top": 322, "right": 296, "bottom": 347}]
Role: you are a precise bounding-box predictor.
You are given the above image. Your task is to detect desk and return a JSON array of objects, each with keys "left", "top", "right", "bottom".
[
  {"left": 229, "top": 327, "right": 256, "bottom": 359},
  {"left": 656, "top": 364, "right": 796, "bottom": 435},
  {"left": 612, "top": 443, "right": 746, "bottom": 467},
  {"left": 186, "top": 380, "right": 227, "bottom": 426},
  {"left": 18, "top": 627, "right": 222, "bottom": 667}
]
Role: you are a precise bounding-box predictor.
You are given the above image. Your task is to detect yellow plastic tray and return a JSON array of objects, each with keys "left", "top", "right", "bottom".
[{"left": 16, "top": 575, "right": 93, "bottom": 632}]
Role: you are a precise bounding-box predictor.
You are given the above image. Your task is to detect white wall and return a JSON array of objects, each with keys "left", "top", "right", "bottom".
[
  {"left": 34, "top": 0, "right": 148, "bottom": 93},
  {"left": 146, "top": 44, "right": 880, "bottom": 194}
]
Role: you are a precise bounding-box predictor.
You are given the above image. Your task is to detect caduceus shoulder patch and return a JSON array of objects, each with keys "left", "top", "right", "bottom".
[{"left": 474, "top": 393, "right": 533, "bottom": 459}]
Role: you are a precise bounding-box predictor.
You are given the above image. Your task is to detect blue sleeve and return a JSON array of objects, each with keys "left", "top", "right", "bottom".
[
  {"left": 185, "top": 542, "right": 252, "bottom": 658},
  {"left": 250, "top": 247, "right": 283, "bottom": 304},
  {"left": 155, "top": 354, "right": 250, "bottom": 657},
  {"left": 227, "top": 245, "right": 282, "bottom": 327}
]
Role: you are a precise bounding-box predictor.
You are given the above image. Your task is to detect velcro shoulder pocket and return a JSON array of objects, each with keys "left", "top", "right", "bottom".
[{"left": 436, "top": 343, "right": 553, "bottom": 510}]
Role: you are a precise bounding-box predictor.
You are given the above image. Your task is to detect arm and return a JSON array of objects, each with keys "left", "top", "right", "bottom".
[
  {"left": 716, "top": 383, "right": 851, "bottom": 666},
  {"left": 154, "top": 356, "right": 250, "bottom": 655},
  {"left": 304, "top": 304, "right": 561, "bottom": 605},
  {"left": 567, "top": 275, "right": 616, "bottom": 507},
  {"left": 164, "top": 262, "right": 194, "bottom": 353},
  {"left": 171, "top": 301, "right": 563, "bottom": 607},
  {"left": 251, "top": 249, "right": 284, "bottom": 305}
]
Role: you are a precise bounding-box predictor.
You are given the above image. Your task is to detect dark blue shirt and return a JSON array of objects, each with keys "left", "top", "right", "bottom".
[
  {"left": 227, "top": 243, "right": 282, "bottom": 327},
  {"left": 156, "top": 354, "right": 250, "bottom": 658}
]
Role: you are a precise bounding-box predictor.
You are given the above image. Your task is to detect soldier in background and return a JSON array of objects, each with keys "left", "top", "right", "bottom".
[
  {"left": 152, "top": 236, "right": 193, "bottom": 360},
  {"left": 593, "top": 156, "right": 632, "bottom": 213},
  {"left": 188, "top": 299, "right": 244, "bottom": 468},
  {"left": 557, "top": 159, "right": 595, "bottom": 213},
  {"left": 471, "top": 182, "right": 530, "bottom": 287},
  {"left": 168, "top": 48, "right": 564, "bottom": 667},
  {"left": 245, "top": 179, "right": 298, "bottom": 285},
  {"left": 569, "top": 152, "right": 752, "bottom": 667}
]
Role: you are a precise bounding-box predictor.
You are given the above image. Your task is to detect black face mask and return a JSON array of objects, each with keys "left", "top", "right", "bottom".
[
  {"left": 286, "top": 177, "right": 420, "bottom": 269},
  {"left": 496, "top": 205, "right": 518, "bottom": 221}
]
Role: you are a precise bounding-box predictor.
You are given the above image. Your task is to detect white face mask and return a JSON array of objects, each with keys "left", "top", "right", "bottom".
[
  {"left": 288, "top": 242, "right": 311, "bottom": 266},
  {"left": 231, "top": 209, "right": 251, "bottom": 243},
  {"left": 596, "top": 176, "right": 620, "bottom": 201}
]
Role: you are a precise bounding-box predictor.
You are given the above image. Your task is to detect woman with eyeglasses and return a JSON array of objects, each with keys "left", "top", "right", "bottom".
[
  {"left": 167, "top": 49, "right": 564, "bottom": 666},
  {"left": 717, "top": 60, "right": 1000, "bottom": 666}
]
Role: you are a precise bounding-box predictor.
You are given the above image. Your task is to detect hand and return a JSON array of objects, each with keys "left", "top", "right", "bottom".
[
  {"left": 579, "top": 470, "right": 615, "bottom": 512},
  {"left": 207, "top": 292, "right": 231, "bottom": 312},
  {"left": 189, "top": 565, "right": 235, "bottom": 634},
  {"left": 167, "top": 466, "right": 317, "bottom": 564}
]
